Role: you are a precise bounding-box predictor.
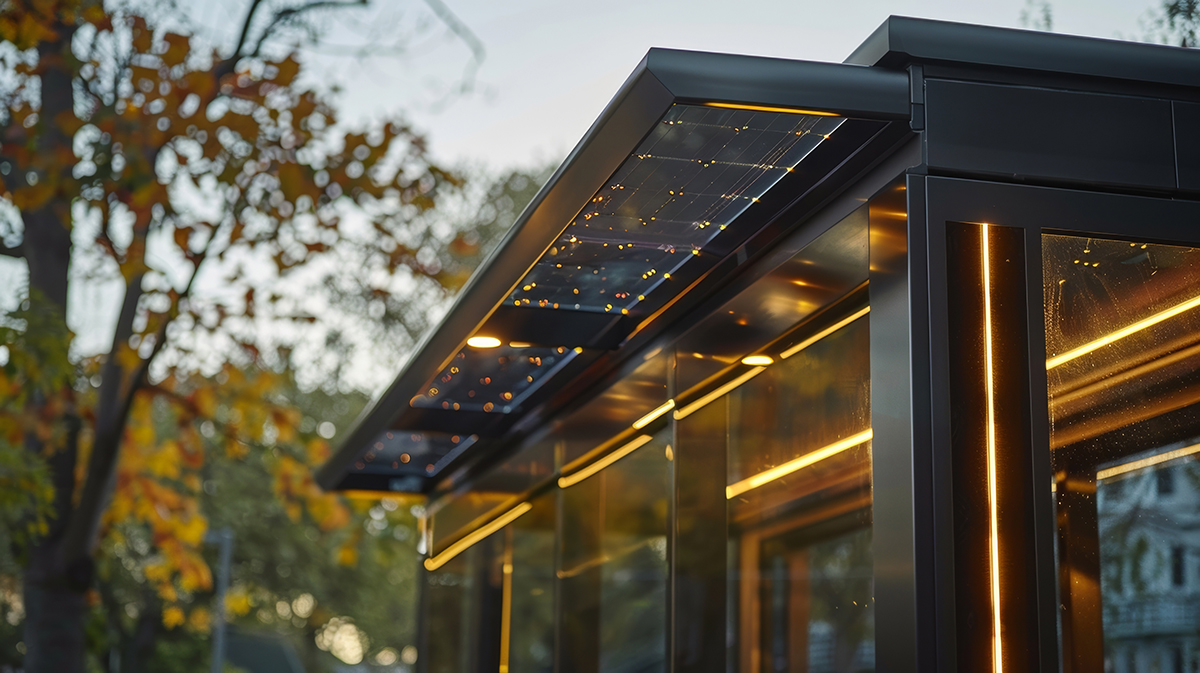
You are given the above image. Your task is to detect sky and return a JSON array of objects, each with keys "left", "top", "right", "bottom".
[{"left": 280, "top": 0, "right": 1154, "bottom": 171}]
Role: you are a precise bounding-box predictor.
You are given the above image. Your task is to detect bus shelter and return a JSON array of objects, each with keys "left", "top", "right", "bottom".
[{"left": 318, "top": 16, "right": 1200, "bottom": 673}]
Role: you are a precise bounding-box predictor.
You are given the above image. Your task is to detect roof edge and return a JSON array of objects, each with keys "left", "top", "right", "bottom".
[{"left": 845, "top": 15, "right": 1200, "bottom": 90}]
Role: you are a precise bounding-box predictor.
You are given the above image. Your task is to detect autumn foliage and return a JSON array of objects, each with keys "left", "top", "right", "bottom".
[{"left": 0, "top": 0, "right": 460, "bottom": 670}]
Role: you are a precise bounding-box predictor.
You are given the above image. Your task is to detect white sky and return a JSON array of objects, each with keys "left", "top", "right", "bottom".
[{"left": 306, "top": 0, "right": 1153, "bottom": 171}]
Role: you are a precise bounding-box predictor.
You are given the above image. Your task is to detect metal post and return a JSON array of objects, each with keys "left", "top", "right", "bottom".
[{"left": 205, "top": 527, "right": 234, "bottom": 673}]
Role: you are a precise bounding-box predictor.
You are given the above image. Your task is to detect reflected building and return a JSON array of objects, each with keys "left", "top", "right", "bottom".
[{"left": 316, "top": 17, "right": 1200, "bottom": 673}]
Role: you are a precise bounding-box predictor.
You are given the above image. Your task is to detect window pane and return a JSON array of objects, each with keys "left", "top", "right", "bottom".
[
  {"left": 507, "top": 492, "right": 556, "bottom": 673},
  {"left": 726, "top": 310, "right": 873, "bottom": 673},
  {"left": 559, "top": 430, "right": 671, "bottom": 673},
  {"left": 1044, "top": 233, "right": 1200, "bottom": 670},
  {"left": 426, "top": 537, "right": 498, "bottom": 673}
]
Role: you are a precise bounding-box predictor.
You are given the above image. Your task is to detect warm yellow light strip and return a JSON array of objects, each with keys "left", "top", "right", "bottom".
[
  {"left": 498, "top": 530, "right": 513, "bottom": 673},
  {"left": 1046, "top": 293, "right": 1200, "bottom": 370},
  {"left": 557, "top": 435, "right": 653, "bottom": 489},
  {"left": 1097, "top": 442, "right": 1200, "bottom": 481},
  {"left": 704, "top": 102, "right": 841, "bottom": 117},
  {"left": 632, "top": 399, "right": 676, "bottom": 430},
  {"left": 423, "top": 502, "right": 532, "bottom": 572},
  {"left": 673, "top": 367, "right": 766, "bottom": 420},
  {"left": 780, "top": 307, "right": 870, "bottom": 360},
  {"left": 981, "top": 225, "right": 1004, "bottom": 673},
  {"left": 725, "top": 429, "right": 873, "bottom": 499}
]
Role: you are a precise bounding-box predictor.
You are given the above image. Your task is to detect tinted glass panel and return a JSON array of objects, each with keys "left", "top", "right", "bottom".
[
  {"left": 1044, "top": 233, "right": 1200, "bottom": 670},
  {"left": 724, "top": 309, "right": 874, "bottom": 673},
  {"left": 426, "top": 537, "right": 499, "bottom": 673},
  {"left": 559, "top": 429, "right": 671, "bottom": 673},
  {"left": 507, "top": 492, "right": 556, "bottom": 673}
]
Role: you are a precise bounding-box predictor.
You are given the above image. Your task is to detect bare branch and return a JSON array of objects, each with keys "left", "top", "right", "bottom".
[
  {"left": 421, "top": 0, "right": 485, "bottom": 90},
  {"left": 249, "top": 0, "right": 369, "bottom": 59},
  {"left": 233, "top": 0, "right": 268, "bottom": 59}
]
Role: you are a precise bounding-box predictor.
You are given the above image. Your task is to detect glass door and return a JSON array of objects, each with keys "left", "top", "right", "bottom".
[{"left": 922, "top": 176, "right": 1200, "bottom": 673}]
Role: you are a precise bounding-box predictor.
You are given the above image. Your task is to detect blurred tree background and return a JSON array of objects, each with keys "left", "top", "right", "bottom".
[{"left": 0, "top": 0, "right": 551, "bottom": 671}]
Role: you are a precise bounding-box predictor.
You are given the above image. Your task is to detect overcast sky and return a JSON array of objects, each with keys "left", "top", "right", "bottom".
[{"left": 276, "top": 0, "right": 1154, "bottom": 171}]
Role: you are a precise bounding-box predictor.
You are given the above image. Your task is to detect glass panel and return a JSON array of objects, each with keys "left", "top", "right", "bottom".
[
  {"left": 559, "top": 429, "right": 671, "bottom": 673},
  {"left": 674, "top": 205, "right": 868, "bottom": 393},
  {"left": 432, "top": 492, "right": 516, "bottom": 557},
  {"left": 725, "top": 309, "right": 874, "bottom": 673},
  {"left": 426, "top": 537, "right": 499, "bottom": 673},
  {"left": 1044, "top": 233, "right": 1200, "bottom": 670},
  {"left": 507, "top": 492, "right": 556, "bottom": 673},
  {"left": 513, "top": 104, "right": 845, "bottom": 314},
  {"left": 414, "top": 345, "right": 578, "bottom": 414}
]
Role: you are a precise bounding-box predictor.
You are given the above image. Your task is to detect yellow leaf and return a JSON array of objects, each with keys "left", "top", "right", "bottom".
[
  {"left": 144, "top": 562, "right": 171, "bottom": 583},
  {"left": 188, "top": 607, "right": 211, "bottom": 633},
  {"left": 194, "top": 387, "right": 217, "bottom": 418},
  {"left": 145, "top": 440, "right": 180, "bottom": 479},
  {"left": 336, "top": 543, "right": 358, "bottom": 567},
  {"left": 163, "top": 606, "right": 185, "bottom": 629},
  {"left": 176, "top": 515, "right": 207, "bottom": 546},
  {"left": 306, "top": 438, "right": 329, "bottom": 465},
  {"left": 157, "top": 583, "right": 177, "bottom": 602},
  {"left": 225, "top": 588, "right": 251, "bottom": 616}
]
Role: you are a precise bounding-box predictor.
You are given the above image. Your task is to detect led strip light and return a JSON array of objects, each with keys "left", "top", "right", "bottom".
[
  {"left": 1046, "top": 293, "right": 1200, "bottom": 370},
  {"left": 1097, "top": 441, "right": 1200, "bottom": 481},
  {"left": 982, "top": 225, "right": 1004, "bottom": 673},
  {"left": 725, "top": 429, "right": 873, "bottom": 499},
  {"left": 423, "top": 502, "right": 532, "bottom": 572}
]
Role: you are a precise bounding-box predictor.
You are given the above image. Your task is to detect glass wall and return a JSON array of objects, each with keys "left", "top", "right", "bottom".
[
  {"left": 426, "top": 535, "right": 502, "bottom": 673},
  {"left": 560, "top": 429, "right": 671, "bottom": 673},
  {"left": 422, "top": 206, "right": 875, "bottom": 673},
  {"left": 725, "top": 315, "right": 874, "bottom": 673},
  {"left": 506, "top": 492, "right": 555, "bottom": 673},
  {"left": 1044, "top": 233, "right": 1200, "bottom": 672}
]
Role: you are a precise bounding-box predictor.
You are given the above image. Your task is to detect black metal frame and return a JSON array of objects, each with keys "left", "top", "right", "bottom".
[{"left": 916, "top": 176, "right": 1200, "bottom": 672}]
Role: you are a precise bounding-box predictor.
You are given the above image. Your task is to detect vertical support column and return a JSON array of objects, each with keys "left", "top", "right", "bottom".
[
  {"left": 869, "top": 176, "right": 931, "bottom": 673},
  {"left": 944, "top": 220, "right": 1042, "bottom": 673},
  {"left": 1055, "top": 470, "right": 1103, "bottom": 673},
  {"left": 673, "top": 399, "right": 728, "bottom": 673}
]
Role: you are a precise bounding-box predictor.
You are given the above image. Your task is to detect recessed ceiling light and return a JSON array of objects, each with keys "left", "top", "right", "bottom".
[{"left": 467, "top": 336, "right": 502, "bottom": 348}]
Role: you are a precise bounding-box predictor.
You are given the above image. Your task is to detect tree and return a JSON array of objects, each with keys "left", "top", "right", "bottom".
[
  {"left": 0, "top": 1, "right": 469, "bottom": 670},
  {"left": 1147, "top": 0, "right": 1200, "bottom": 46}
]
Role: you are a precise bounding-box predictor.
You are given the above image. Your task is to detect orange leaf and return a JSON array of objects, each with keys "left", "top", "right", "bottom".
[
  {"left": 161, "top": 33, "right": 190, "bottom": 67},
  {"left": 272, "top": 55, "right": 301, "bottom": 87},
  {"left": 163, "top": 606, "right": 185, "bottom": 629}
]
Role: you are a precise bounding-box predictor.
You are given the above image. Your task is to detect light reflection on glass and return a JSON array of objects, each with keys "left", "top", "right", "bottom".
[{"left": 1045, "top": 233, "right": 1200, "bottom": 672}]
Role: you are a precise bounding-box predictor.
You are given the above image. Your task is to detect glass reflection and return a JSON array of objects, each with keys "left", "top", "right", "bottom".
[
  {"left": 426, "top": 538, "right": 498, "bottom": 673},
  {"left": 1044, "top": 233, "right": 1200, "bottom": 672},
  {"left": 559, "top": 429, "right": 671, "bottom": 673},
  {"left": 725, "top": 311, "right": 874, "bottom": 673},
  {"left": 507, "top": 493, "right": 555, "bottom": 673}
]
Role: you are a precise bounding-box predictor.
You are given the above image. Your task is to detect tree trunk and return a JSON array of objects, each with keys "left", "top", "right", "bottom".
[
  {"left": 20, "top": 20, "right": 90, "bottom": 673},
  {"left": 21, "top": 558, "right": 88, "bottom": 673}
]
